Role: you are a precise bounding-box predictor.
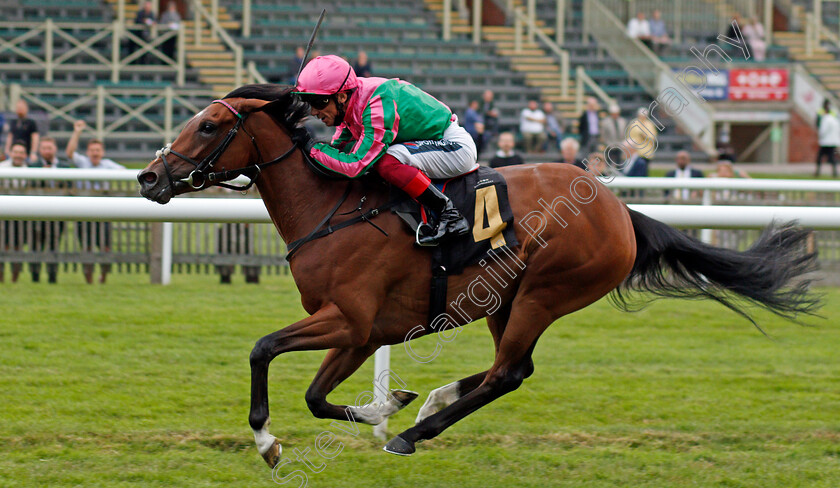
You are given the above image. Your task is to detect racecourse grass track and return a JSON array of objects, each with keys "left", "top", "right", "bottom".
[{"left": 1, "top": 273, "right": 838, "bottom": 487}]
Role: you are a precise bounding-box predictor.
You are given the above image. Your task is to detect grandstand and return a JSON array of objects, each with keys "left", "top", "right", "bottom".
[{"left": 0, "top": 0, "right": 838, "bottom": 165}]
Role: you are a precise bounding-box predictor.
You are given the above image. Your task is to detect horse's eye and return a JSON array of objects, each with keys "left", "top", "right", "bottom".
[{"left": 199, "top": 122, "right": 216, "bottom": 134}]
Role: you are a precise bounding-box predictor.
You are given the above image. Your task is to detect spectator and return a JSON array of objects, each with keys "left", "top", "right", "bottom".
[
  {"left": 158, "top": 1, "right": 181, "bottom": 61},
  {"left": 558, "top": 137, "right": 586, "bottom": 170},
  {"left": 481, "top": 89, "right": 500, "bottom": 149},
  {"left": 716, "top": 131, "right": 737, "bottom": 163},
  {"left": 665, "top": 150, "right": 704, "bottom": 199},
  {"left": 0, "top": 142, "right": 29, "bottom": 283},
  {"left": 66, "top": 120, "right": 125, "bottom": 284},
  {"left": 710, "top": 160, "right": 750, "bottom": 245},
  {"left": 627, "top": 107, "right": 658, "bottom": 160},
  {"left": 488, "top": 132, "right": 525, "bottom": 168},
  {"left": 742, "top": 17, "right": 766, "bottom": 62},
  {"left": 463, "top": 99, "right": 485, "bottom": 157},
  {"left": 599, "top": 103, "right": 627, "bottom": 148},
  {"left": 626, "top": 11, "right": 652, "bottom": 49},
  {"left": 578, "top": 97, "right": 601, "bottom": 155},
  {"left": 131, "top": 1, "right": 156, "bottom": 64},
  {"left": 29, "top": 137, "right": 71, "bottom": 283},
  {"left": 722, "top": 14, "right": 745, "bottom": 53},
  {"left": 621, "top": 141, "right": 649, "bottom": 177},
  {"left": 519, "top": 99, "right": 546, "bottom": 153},
  {"left": 816, "top": 101, "right": 840, "bottom": 177},
  {"left": 353, "top": 50, "right": 373, "bottom": 78},
  {"left": 710, "top": 159, "right": 750, "bottom": 201},
  {"left": 289, "top": 46, "right": 306, "bottom": 83},
  {"left": 5, "top": 99, "right": 39, "bottom": 163},
  {"left": 217, "top": 223, "right": 260, "bottom": 284},
  {"left": 648, "top": 10, "right": 671, "bottom": 55},
  {"left": 543, "top": 102, "right": 563, "bottom": 153},
  {"left": 585, "top": 152, "right": 610, "bottom": 177},
  {"left": 29, "top": 137, "right": 70, "bottom": 283}
]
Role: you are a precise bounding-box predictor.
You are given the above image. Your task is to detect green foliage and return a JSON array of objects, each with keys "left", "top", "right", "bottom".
[{"left": 0, "top": 275, "right": 838, "bottom": 487}]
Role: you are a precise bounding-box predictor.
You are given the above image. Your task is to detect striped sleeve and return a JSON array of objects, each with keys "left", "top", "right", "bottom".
[
  {"left": 309, "top": 94, "right": 399, "bottom": 178},
  {"left": 329, "top": 126, "right": 353, "bottom": 149}
]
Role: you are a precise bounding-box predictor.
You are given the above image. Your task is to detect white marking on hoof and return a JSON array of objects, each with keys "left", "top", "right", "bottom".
[
  {"left": 350, "top": 389, "right": 419, "bottom": 425},
  {"left": 415, "top": 381, "right": 460, "bottom": 424},
  {"left": 253, "top": 419, "right": 279, "bottom": 455}
]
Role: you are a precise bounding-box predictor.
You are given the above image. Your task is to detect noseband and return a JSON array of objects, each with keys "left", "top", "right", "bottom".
[{"left": 157, "top": 99, "right": 298, "bottom": 192}]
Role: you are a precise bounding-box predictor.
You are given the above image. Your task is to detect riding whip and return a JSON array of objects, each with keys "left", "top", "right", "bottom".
[{"left": 295, "top": 9, "right": 327, "bottom": 85}]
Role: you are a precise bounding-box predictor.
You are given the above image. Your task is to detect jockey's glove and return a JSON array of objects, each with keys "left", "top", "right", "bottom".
[{"left": 292, "top": 127, "right": 316, "bottom": 154}]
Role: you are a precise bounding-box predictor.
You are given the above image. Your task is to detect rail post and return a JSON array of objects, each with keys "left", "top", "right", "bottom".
[
  {"left": 372, "top": 346, "right": 391, "bottom": 440},
  {"left": 243, "top": 0, "right": 251, "bottom": 38},
  {"left": 211, "top": 0, "right": 219, "bottom": 40},
  {"left": 556, "top": 0, "right": 565, "bottom": 45},
  {"left": 96, "top": 85, "right": 106, "bottom": 141},
  {"left": 45, "top": 19, "right": 54, "bottom": 84},
  {"left": 472, "top": 0, "right": 483, "bottom": 45},
  {"left": 177, "top": 25, "right": 185, "bottom": 86},
  {"left": 164, "top": 85, "right": 174, "bottom": 142},
  {"left": 443, "top": 0, "right": 452, "bottom": 41},
  {"left": 111, "top": 21, "right": 121, "bottom": 83},
  {"left": 527, "top": 0, "right": 536, "bottom": 44}
]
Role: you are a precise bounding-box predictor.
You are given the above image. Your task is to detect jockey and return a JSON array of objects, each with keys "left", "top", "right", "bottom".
[{"left": 293, "top": 55, "right": 477, "bottom": 245}]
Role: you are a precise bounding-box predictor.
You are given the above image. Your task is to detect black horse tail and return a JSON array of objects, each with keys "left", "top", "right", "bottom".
[{"left": 611, "top": 208, "right": 821, "bottom": 329}]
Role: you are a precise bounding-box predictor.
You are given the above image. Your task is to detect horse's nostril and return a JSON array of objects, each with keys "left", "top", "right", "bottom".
[{"left": 139, "top": 171, "right": 158, "bottom": 186}]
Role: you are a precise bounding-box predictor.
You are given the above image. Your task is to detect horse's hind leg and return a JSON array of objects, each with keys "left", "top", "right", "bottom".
[
  {"left": 305, "top": 346, "right": 419, "bottom": 425},
  {"left": 385, "top": 303, "right": 546, "bottom": 456},
  {"left": 415, "top": 304, "right": 512, "bottom": 424}
]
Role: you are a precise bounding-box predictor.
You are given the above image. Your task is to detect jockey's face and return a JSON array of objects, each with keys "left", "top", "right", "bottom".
[{"left": 310, "top": 92, "right": 348, "bottom": 127}]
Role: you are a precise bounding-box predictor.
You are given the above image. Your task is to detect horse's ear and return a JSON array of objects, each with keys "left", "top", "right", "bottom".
[
  {"left": 236, "top": 99, "right": 271, "bottom": 113},
  {"left": 256, "top": 99, "right": 292, "bottom": 127}
]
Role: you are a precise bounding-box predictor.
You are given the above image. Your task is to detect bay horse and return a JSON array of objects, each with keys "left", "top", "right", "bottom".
[{"left": 138, "top": 85, "right": 818, "bottom": 466}]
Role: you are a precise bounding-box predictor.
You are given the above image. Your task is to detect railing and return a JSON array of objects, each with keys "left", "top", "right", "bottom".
[
  {"left": 2, "top": 171, "right": 840, "bottom": 284},
  {"left": 247, "top": 61, "right": 267, "bottom": 84},
  {"left": 0, "top": 19, "right": 186, "bottom": 85},
  {"left": 189, "top": 0, "right": 243, "bottom": 87},
  {"left": 576, "top": 65, "right": 616, "bottom": 114},
  {"left": 585, "top": 0, "right": 717, "bottom": 155},
  {"left": 8, "top": 83, "right": 215, "bottom": 145}
]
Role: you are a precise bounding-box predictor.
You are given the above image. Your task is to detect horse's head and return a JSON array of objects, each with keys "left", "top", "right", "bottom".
[{"left": 138, "top": 84, "right": 309, "bottom": 204}]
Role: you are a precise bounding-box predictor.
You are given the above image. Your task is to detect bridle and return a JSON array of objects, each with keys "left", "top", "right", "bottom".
[{"left": 156, "top": 99, "right": 298, "bottom": 192}]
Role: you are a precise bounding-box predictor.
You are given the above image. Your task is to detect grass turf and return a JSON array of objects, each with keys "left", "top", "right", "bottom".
[{"left": 0, "top": 274, "right": 838, "bottom": 487}]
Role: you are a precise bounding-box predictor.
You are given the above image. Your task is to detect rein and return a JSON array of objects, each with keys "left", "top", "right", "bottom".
[
  {"left": 156, "top": 99, "right": 297, "bottom": 192},
  {"left": 285, "top": 184, "right": 399, "bottom": 261}
]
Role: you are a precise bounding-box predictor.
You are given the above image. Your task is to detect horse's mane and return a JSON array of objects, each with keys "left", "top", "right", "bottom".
[{"left": 224, "top": 84, "right": 309, "bottom": 134}]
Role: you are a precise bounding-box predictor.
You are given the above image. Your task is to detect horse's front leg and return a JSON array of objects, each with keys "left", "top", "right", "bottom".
[
  {"left": 248, "top": 303, "right": 370, "bottom": 468},
  {"left": 305, "top": 346, "right": 418, "bottom": 425}
]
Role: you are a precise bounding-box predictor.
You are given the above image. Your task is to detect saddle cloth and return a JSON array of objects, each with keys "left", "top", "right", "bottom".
[{"left": 392, "top": 166, "right": 518, "bottom": 275}]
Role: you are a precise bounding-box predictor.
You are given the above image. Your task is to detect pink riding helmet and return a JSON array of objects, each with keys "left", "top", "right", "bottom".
[{"left": 294, "top": 55, "right": 359, "bottom": 96}]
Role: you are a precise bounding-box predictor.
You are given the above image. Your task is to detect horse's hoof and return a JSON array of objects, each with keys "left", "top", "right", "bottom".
[
  {"left": 391, "top": 389, "right": 419, "bottom": 407},
  {"left": 383, "top": 435, "right": 415, "bottom": 456},
  {"left": 261, "top": 438, "right": 282, "bottom": 468}
]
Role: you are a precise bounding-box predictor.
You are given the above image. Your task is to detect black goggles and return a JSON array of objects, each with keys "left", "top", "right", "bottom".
[{"left": 300, "top": 94, "right": 332, "bottom": 110}]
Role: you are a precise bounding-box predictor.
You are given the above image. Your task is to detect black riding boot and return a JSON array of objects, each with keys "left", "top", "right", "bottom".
[{"left": 416, "top": 184, "right": 469, "bottom": 246}]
